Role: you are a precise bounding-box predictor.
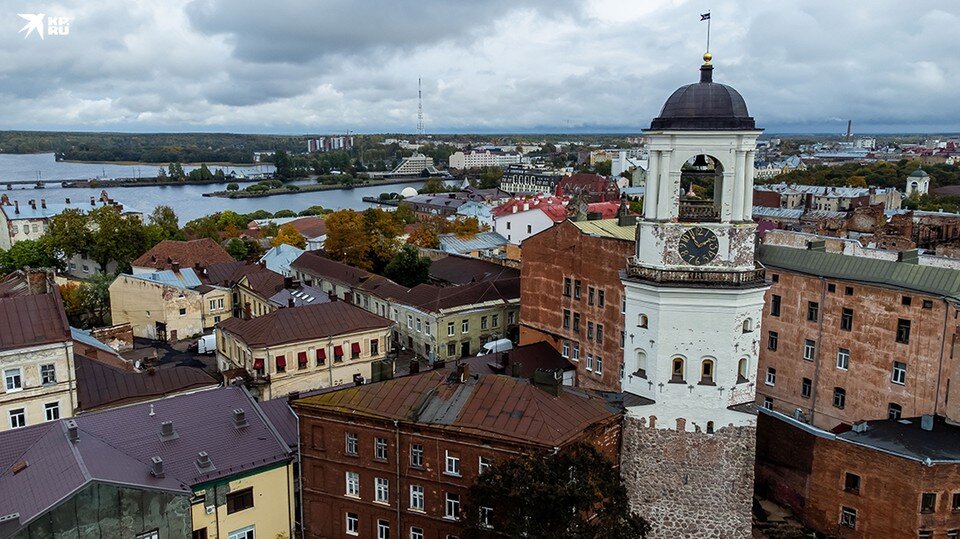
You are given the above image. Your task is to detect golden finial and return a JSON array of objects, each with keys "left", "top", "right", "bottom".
[{"left": 703, "top": 52, "right": 712, "bottom": 65}]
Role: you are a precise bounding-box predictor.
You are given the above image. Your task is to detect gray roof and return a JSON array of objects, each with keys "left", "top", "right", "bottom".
[
  {"left": 269, "top": 284, "right": 331, "bottom": 308},
  {"left": 70, "top": 327, "right": 120, "bottom": 358},
  {"left": 650, "top": 63, "right": 754, "bottom": 130},
  {"left": 0, "top": 386, "right": 291, "bottom": 533},
  {"left": 909, "top": 167, "right": 929, "bottom": 178},
  {"left": 439, "top": 232, "right": 508, "bottom": 254},
  {"left": 837, "top": 416, "right": 960, "bottom": 463},
  {"left": 0, "top": 200, "right": 140, "bottom": 221},
  {"left": 125, "top": 268, "right": 203, "bottom": 290},
  {"left": 759, "top": 244, "right": 960, "bottom": 301}
]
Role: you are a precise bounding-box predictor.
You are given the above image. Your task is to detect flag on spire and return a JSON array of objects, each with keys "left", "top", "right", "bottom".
[{"left": 700, "top": 12, "right": 711, "bottom": 21}]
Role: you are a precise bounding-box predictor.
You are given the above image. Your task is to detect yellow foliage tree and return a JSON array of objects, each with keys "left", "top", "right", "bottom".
[{"left": 271, "top": 224, "right": 306, "bottom": 249}]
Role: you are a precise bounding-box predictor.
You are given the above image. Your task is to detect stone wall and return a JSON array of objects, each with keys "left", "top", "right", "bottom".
[
  {"left": 621, "top": 416, "right": 755, "bottom": 539},
  {"left": 91, "top": 323, "right": 134, "bottom": 352}
]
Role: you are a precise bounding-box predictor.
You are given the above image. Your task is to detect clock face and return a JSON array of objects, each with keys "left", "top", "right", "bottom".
[{"left": 678, "top": 227, "right": 719, "bottom": 266}]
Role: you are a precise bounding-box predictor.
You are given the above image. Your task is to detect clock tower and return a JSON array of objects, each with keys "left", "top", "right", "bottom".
[{"left": 619, "top": 53, "right": 769, "bottom": 539}]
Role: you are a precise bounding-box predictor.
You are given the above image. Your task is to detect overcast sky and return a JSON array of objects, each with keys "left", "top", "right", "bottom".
[{"left": 0, "top": 0, "right": 957, "bottom": 135}]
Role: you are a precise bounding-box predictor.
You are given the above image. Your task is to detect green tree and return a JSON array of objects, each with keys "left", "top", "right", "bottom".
[
  {"left": 0, "top": 240, "right": 60, "bottom": 273},
  {"left": 82, "top": 272, "right": 113, "bottom": 327},
  {"left": 167, "top": 162, "right": 186, "bottom": 180},
  {"left": 148, "top": 205, "right": 182, "bottom": 241},
  {"left": 477, "top": 167, "right": 503, "bottom": 189},
  {"left": 394, "top": 203, "right": 416, "bottom": 224},
  {"left": 594, "top": 160, "right": 612, "bottom": 176},
  {"left": 464, "top": 442, "right": 649, "bottom": 538},
  {"left": 87, "top": 206, "right": 148, "bottom": 273},
  {"left": 273, "top": 150, "right": 293, "bottom": 179},
  {"left": 45, "top": 208, "right": 92, "bottom": 259},
  {"left": 226, "top": 238, "right": 250, "bottom": 261},
  {"left": 383, "top": 245, "right": 431, "bottom": 287},
  {"left": 273, "top": 209, "right": 297, "bottom": 218},
  {"left": 226, "top": 182, "right": 239, "bottom": 191}
]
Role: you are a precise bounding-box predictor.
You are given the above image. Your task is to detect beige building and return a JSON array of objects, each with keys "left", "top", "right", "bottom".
[
  {"left": 109, "top": 269, "right": 206, "bottom": 341},
  {"left": 0, "top": 292, "right": 76, "bottom": 432},
  {"left": 0, "top": 194, "right": 142, "bottom": 251},
  {"left": 216, "top": 301, "right": 393, "bottom": 399},
  {"left": 754, "top": 183, "right": 902, "bottom": 212},
  {"left": 234, "top": 270, "right": 330, "bottom": 320}
]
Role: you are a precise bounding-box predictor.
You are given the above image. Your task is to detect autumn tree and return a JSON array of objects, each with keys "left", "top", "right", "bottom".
[
  {"left": 271, "top": 224, "right": 307, "bottom": 249},
  {"left": 324, "top": 209, "right": 405, "bottom": 271},
  {"left": 464, "top": 442, "right": 650, "bottom": 538},
  {"left": 383, "top": 244, "right": 431, "bottom": 286},
  {"left": 406, "top": 224, "right": 440, "bottom": 249}
]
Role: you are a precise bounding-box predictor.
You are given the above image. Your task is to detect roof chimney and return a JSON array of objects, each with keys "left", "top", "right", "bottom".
[
  {"left": 40, "top": 199, "right": 46, "bottom": 209},
  {"left": 90, "top": 196, "right": 96, "bottom": 206},
  {"left": 532, "top": 368, "right": 562, "bottom": 396},
  {"left": 65, "top": 419, "right": 79, "bottom": 443},
  {"left": 14, "top": 201, "right": 19, "bottom": 214},
  {"left": 921, "top": 414, "right": 934, "bottom": 431},
  {"left": 501, "top": 351, "right": 510, "bottom": 367},
  {"left": 28, "top": 200, "right": 35, "bottom": 210},
  {"left": 159, "top": 420, "right": 179, "bottom": 441},
  {"left": 65, "top": 197, "right": 70, "bottom": 204},
  {"left": 511, "top": 362, "right": 522, "bottom": 378},
  {"left": 287, "top": 391, "right": 300, "bottom": 403},
  {"left": 353, "top": 373, "right": 365, "bottom": 386},
  {"left": 150, "top": 456, "right": 164, "bottom": 478},
  {"left": 409, "top": 359, "right": 420, "bottom": 374},
  {"left": 233, "top": 408, "right": 248, "bottom": 428},
  {"left": 457, "top": 363, "right": 470, "bottom": 383},
  {"left": 171, "top": 261, "right": 180, "bottom": 272},
  {"left": 196, "top": 451, "right": 214, "bottom": 472},
  {"left": 284, "top": 276, "right": 293, "bottom": 289},
  {"left": 287, "top": 297, "right": 295, "bottom": 308}
]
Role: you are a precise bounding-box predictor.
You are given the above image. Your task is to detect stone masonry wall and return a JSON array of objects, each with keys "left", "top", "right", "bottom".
[{"left": 621, "top": 416, "right": 755, "bottom": 539}]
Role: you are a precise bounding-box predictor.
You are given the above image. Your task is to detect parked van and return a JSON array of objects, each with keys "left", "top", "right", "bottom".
[
  {"left": 197, "top": 331, "right": 217, "bottom": 354},
  {"left": 477, "top": 338, "right": 513, "bottom": 356}
]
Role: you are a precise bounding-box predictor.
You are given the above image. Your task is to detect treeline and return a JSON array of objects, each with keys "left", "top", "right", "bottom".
[
  {"left": 0, "top": 131, "right": 308, "bottom": 163},
  {"left": 768, "top": 160, "right": 960, "bottom": 190}
]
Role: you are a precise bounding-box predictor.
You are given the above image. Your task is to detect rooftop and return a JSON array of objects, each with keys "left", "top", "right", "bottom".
[
  {"left": 837, "top": 415, "right": 960, "bottom": 463},
  {"left": 439, "top": 231, "right": 508, "bottom": 254},
  {"left": 291, "top": 251, "right": 372, "bottom": 287},
  {"left": 132, "top": 238, "right": 235, "bottom": 271},
  {"left": 0, "top": 292, "right": 71, "bottom": 352},
  {"left": 649, "top": 60, "right": 755, "bottom": 131},
  {"left": 429, "top": 255, "right": 519, "bottom": 285},
  {"left": 570, "top": 218, "right": 636, "bottom": 241},
  {"left": 458, "top": 341, "right": 576, "bottom": 378},
  {"left": 217, "top": 300, "right": 391, "bottom": 348}
]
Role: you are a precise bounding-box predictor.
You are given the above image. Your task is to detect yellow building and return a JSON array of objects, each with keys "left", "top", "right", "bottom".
[
  {"left": 109, "top": 268, "right": 206, "bottom": 341},
  {"left": 216, "top": 301, "right": 393, "bottom": 399}
]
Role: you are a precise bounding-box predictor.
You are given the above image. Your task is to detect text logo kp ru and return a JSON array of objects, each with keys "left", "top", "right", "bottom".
[{"left": 18, "top": 13, "right": 70, "bottom": 40}]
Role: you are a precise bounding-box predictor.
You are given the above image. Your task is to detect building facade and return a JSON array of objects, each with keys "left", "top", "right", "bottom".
[
  {"left": 109, "top": 270, "right": 205, "bottom": 341},
  {"left": 448, "top": 150, "right": 522, "bottom": 170},
  {"left": 0, "top": 195, "right": 141, "bottom": 251},
  {"left": 499, "top": 165, "right": 565, "bottom": 195}
]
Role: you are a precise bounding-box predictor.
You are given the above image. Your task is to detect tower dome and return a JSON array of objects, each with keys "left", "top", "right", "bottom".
[
  {"left": 650, "top": 54, "right": 755, "bottom": 130},
  {"left": 909, "top": 166, "right": 929, "bottom": 178}
]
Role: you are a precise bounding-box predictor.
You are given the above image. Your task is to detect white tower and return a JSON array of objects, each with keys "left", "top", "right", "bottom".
[
  {"left": 619, "top": 53, "right": 769, "bottom": 538},
  {"left": 906, "top": 166, "right": 930, "bottom": 197}
]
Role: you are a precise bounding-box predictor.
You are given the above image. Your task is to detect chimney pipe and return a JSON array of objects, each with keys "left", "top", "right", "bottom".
[
  {"left": 287, "top": 391, "right": 300, "bottom": 403},
  {"left": 233, "top": 408, "right": 248, "bottom": 428},
  {"left": 921, "top": 415, "right": 934, "bottom": 431},
  {"left": 409, "top": 359, "right": 420, "bottom": 374},
  {"left": 171, "top": 261, "right": 180, "bottom": 272},
  {"left": 196, "top": 451, "right": 213, "bottom": 471},
  {"left": 66, "top": 419, "right": 79, "bottom": 443},
  {"left": 511, "top": 362, "right": 522, "bottom": 378},
  {"left": 159, "top": 420, "right": 178, "bottom": 441},
  {"left": 457, "top": 363, "right": 470, "bottom": 383},
  {"left": 284, "top": 276, "right": 293, "bottom": 289},
  {"left": 287, "top": 297, "right": 295, "bottom": 308},
  {"left": 14, "top": 201, "right": 19, "bottom": 214},
  {"left": 150, "top": 456, "right": 164, "bottom": 478},
  {"left": 90, "top": 196, "right": 95, "bottom": 206},
  {"left": 65, "top": 197, "right": 70, "bottom": 204},
  {"left": 40, "top": 199, "right": 46, "bottom": 209},
  {"left": 532, "top": 368, "right": 562, "bottom": 396}
]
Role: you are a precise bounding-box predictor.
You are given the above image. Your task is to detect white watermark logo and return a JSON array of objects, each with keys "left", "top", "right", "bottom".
[{"left": 18, "top": 13, "right": 70, "bottom": 40}]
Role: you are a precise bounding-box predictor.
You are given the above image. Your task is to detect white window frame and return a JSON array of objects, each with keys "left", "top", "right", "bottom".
[
  {"left": 375, "top": 477, "right": 390, "bottom": 503},
  {"left": 479, "top": 456, "right": 493, "bottom": 474},
  {"left": 346, "top": 513, "right": 359, "bottom": 536},
  {"left": 837, "top": 348, "right": 850, "bottom": 370},
  {"left": 40, "top": 363, "right": 56, "bottom": 385},
  {"left": 375, "top": 437, "right": 388, "bottom": 460},
  {"left": 410, "top": 443, "right": 424, "bottom": 467},
  {"left": 461, "top": 320, "right": 469, "bottom": 333},
  {"left": 410, "top": 484, "right": 424, "bottom": 511},
  {"left": 44, "top": 402, "right": 60, "bottom": 422},
  {"left": 892, "top": 361, "right": 907, "bottom": 385},
  {"left": 445, "top": 451, "right": 461, "bottom": 476},
  {"left": 410, "top": 527, "right": 424, "bottom": 539},
  {"left": 480, "top": 506, "right": 493, "bottom": 529},
  {"left": 4, "top": 368, "right": 23, "bottom": 392},
  {"left": 345, "top": 471, "right": 360, "bottom": 497},
  {"left": 227, "top": 527, "right": 254, "bottom": 539},
  {"left": 447, "top": 322, "right": 455, "bottom": 336},
  {"left": 765, "top": 368, "right": 776, "bottom": 386},
  {"left": 9, "top": 409, "right": 26, "bottom": 429},
  {"left": 595, "top": 356, "right": 603, "bottom": 374},
  {"left": 377, "top": 520, "right": 389, "bottom": 539},
  {"left": 444, "top": 492, "right": 460, "bottom": 520},
  {"left": 803, "top": 339, "right": 815, "bottom": 360}
]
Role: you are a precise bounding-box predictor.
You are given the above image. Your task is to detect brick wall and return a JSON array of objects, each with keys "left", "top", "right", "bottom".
[
  {"left": 620, "top": 416, "right": 755, "bottom": 539},
  {"left": 91, "top": 323, "right": 134, "bottom": 352},
  {"left": 519, "top": 220, "right": 634, "bottom": 391}
]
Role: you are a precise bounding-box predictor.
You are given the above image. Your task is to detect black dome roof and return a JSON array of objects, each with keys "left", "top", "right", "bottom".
[{"left": 649, "top": 63, "right": 755, "bottom": 130}]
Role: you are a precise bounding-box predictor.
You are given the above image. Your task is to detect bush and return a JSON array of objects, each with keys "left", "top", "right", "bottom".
[{"left": 226, "top": 182, "right": 239, "bottom": 191}]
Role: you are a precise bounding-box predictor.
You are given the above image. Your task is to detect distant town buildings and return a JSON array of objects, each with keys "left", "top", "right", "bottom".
[
  {"left": 307, "top": 135, "right": 354, "bottom": 153},
  {"left": 389, "top": 152, "right": 440, "bottom": 176},
  {"left": 499, "top": 164, "right": 565, "bottom": 195},
  {"left": 447, "top": 149, "right": 522, "bottom": 170}
]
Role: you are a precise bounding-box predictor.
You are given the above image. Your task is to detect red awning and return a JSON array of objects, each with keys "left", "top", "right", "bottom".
[
  {"left": 297, "top": 352, "right": 307, "bottom": 366},
  {"left": 334, "top": 345, "right": 344, "bottom": 357},
  {"left": 317, "top": 349, "right": 326, "bottom": 361},
  {"left": 351, "top": 342, "right": 361, "bottom": 355},
  {"left": 276, "top": 355, "right": 286, "bottom": 368},
  {"left": 253, "top": 358, "right": 264, "bottom": 369}
]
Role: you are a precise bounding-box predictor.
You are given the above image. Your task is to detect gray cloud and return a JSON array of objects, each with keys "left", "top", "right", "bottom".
[{"left": 0, "top": 0, "right": 956, "bottom": 133}]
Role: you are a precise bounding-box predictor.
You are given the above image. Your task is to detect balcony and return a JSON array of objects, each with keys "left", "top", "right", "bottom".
[
  {"left": 626, "top": 259, "right": 766, "bottom": 288},
  {"left": 679, "top": 201, "right": 720, "bottom": 222}
]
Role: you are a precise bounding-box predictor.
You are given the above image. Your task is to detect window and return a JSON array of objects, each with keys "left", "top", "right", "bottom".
[
  {"left": 526, "top": 224, "right": 532, "bottom": 234},
  {"left": 371, "top": 339, "right": 379, "bottom": 356},
  {"left": 840, "top": 308, "right": 854, "bottom": 331},
  {"left": 826, "top": 283, "right": 835, "bottom": 292},
  {"left": 598, "top": 290, "right": 605, "bottom": 307},
  {"left": 492, "top": 314, "right": 499, "bottom": 327},
  {"left": 636, "top": 350, "right": 648, "bottom": 379},
  {"left": 562, "top": 309, "right": 570, "bottom": 329},
  {"left": 572, "top": 343, "right": 579, "bottom": 361},
  {"left": 226, "top": 487, "right": 254, "bottom": 514},
  {"left": 40, "top": 364, "right": 56, "bottom": 385},
  {"left": 765, "top": 368, "right": 776, "bottom": 386},
  {"left": 345, "top": 471, "right": 360, "bottom": 497},
  {"left": 622, "top": 296, "right": 627, "bottom": 314},
  {"left": 586, "top": 354, "right": 594, "bottom": 371},
  {"left": 620, "top": 330, "right": 625, "bottom": 348},
  {"left": 671, "top": 357, "right": 684, "bottom": 382},
  {"left": 892, "top": 361, "right": 907, "bottom": 385},
  {"left": 595, "top": 356, "right": 603, "bottom": 374},
  {"left": 445, "top": 493, "right": 460, "bottom": 520},
  {"left": 410, "top": 484, "right": 424, "bottom": 511},
  {"left": 921, "top": 492, "right": 937, "bottom": 513},
  {"left": 375, "top": 437, "right": 388, "bottom": 461},
  {"left": 480, "top": 506, "right": 493, "bottom": 528},
  {"left": 445, "top": 451, "right": 461, "bottom": 476},
  {"left": 803, "top": 339, "right": 816, "bottom": 360},
  {"left": 446, "top": 342, "right": 456, "bottom": 356},
  {"left": 447, "top": 321, "right": 455, "bottom": 336},
  {"left": 345, "top": 432, "right": 358, "bottom": 455},
  {"left": 561, "top": 341, "right": 570, "bottom": 357},
  {"left": 587, "top": 322, "right": 594, "bottom": 339},
  {"left": 953, "top": 492, "right": 960, "bottom": 512},
  {"left": 44, "top": 402, "right": 60, "bottom": 421},
  {"left": 4, "top": 368, "right": 23, "bottom": 391},
  {"left": 192, "top": 529, "right": 208, "bottom": 539},
  {"left": 179, "top": 307, "right": 187, "bottom": 316},
  {"left": 506, "top": 221, "right": 511, "bottom": 230},
  {"left": 919, "top": 532, "right": 933, "bottom": 539},
  {"left": 801, "top": 378, "right": 812, "bottom": 399},
  {"left": 767, "top": 331, "right": 779, "bottom": 351},
  {"left": 588, "top": 287, "right": 595, "bottom": 305},
  {"left": 840, "top": 506, "right": 857, "bottom": 529},
  {"left": 574, "top": 280, "right": 581, "bottom": 299},
  {"left": 771, "top": 273, "right": 779, "bottom": 283},
  {"left": 461, "top": 319, "right": 469, "bottom": 333},
  {"left": 563, "top": 278, "right": 571, "bottom": 297},
  {"left": 833, "top": 387, "right": 846, "bottom": 409},
  {"left": 508, "top": 311, "right": 515, "bottom": 325},
  {"left": 844, "top": 472, "right": 861, "bottom": 494},
  {"left": 572, "top": 313, "right": 580, "bottom": 332},
  {"left": 135, "top": 531, "right": 158, "bottom": 539},
  {"left": 416, "top": 318, "right": 422, "bottom": 332},
  {"left": 410, "top": 443, "right": 424, "bottom": 467},
  {"left": 9, "top": 409, "right": 25, "bottom": 429},
  {"left": 737, "top": 358, "right": 747, "bottom": 383},
  {"left": 889, "top": 403, "right": 902, "bottom": 420},
  {"left": 596, "top": 324, "right": 603, "bottom": 342},
  {"left": 479, "top": 456, "right": 493, "bottom": 474},
  {"left": 763, "top": 397, "right": 773, "bottom": 410},
  {"left": 638, "top": 314, "right": 648, "bottom": 328},
  {"left": 923, "top": 299, "right": 934, "bottom": 309},
  {"left": 346, "top": 513, "right": 359, "bottom": 535},
  {"left": 897, "top": 319, "right": 911, "bottom": 344},
  {"left": 845, "top": 286, "right": 854, "bottom": 296},
  {"left": 837, "top": 348, "right": 850, "bottom": 370},
  {"left": 807, "top": 301, "right": 819, "bottom": 322},
  {"left": 481, "top": 316, "right": 488, "bottom": 330},
  {"left": 742, "top": 318, "right": 753, "bottom": 333},
  {"left": 410, "top": 527, "right": 424, "bottom": 539},
  {"left": 407, "top": 315, "right": 413, "bottom": 328},
  {"left": 902, "top": 295, "right": 913, "bottom": 306},
  {"left": 375, "top": 477, "right": 390, "bottom": 503},
  {"left": 700, "top": 359, "right": 714, "bottom": 384},
  {"left": 275, "top": 355, "right": 286, "bottom": 373},
  {"left": 948, "top": 530, "right": 959, "bottom": 539}
]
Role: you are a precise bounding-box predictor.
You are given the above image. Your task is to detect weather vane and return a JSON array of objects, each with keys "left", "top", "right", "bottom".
[{"left": 700, "top": 11, "right": 711, "bottom": 64}]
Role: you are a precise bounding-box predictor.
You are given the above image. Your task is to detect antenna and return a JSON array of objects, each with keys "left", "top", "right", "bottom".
[{"left": 417, "top": 77, "right": 424, "bottom": 139}]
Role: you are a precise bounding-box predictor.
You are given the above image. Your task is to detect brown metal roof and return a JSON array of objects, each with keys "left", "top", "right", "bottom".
[
  {"left": 458, "top": 342, "right": 575, "bottom": 378},
  {"left": 429, "top": 255, "right": 520, "bottom": 285},
  {"left": 241, "top": 270, "right": 285, "bottom": 299},
  {"left": 74, "top": 354, "right": 219, "bottom": 412},
  {"left": 217, "top": 301, "right": 391, "bottom": 348},
  {"left": 296, "top": 371, "right": 618, "bottom": 447},
  {"left": 0, "top": 293, "right": 70, "bottom": 351},
  {"left": 291, "top": 252, "right": 372, "bottom": 287},
  {"left": 132, "top": 238, "right": 235, "bottom": 271}
]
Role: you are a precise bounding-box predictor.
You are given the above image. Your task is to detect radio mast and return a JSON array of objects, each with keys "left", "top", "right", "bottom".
[{"left": 417, "top": 77, "right": 424, "bottom": 139}]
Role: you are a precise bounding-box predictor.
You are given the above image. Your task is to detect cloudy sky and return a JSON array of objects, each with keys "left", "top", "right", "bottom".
[{"left": 0, "top": 0, "right": 957, "bottom": 135}]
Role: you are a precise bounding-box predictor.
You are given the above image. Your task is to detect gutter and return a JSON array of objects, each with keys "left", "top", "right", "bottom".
[{"left": 807, "top": 276, "right": 827, "bottom": 424}]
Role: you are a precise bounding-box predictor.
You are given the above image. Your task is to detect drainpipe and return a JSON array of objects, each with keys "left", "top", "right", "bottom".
[
  {"left": 293, "top": 411, "right": 303, "bottom": 539},
  {"left": 65, "top": 341, "right": 76, "bottom": 415},
  {"left": 807, "top": 277, "right": 828, "bottom": 424},
  {"left": 935, "top": 298, "right": 951, "bottom": 416},
  {"left": 394, "top": 419, "right": 401, "bottom": 533}
]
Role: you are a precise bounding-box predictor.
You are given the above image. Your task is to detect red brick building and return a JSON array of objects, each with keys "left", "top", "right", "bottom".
[
  {"left": 293, "top": 368, "right": 621, "bottom": 539},
  {"left": 757, "top": 410, "right": 960, "bottom": 538},
  {"left": 519, "top": 218, "right": 635, "bottom": 391},
  {"left": 756, "top": 242, "right": 960, "bottom": 429}
]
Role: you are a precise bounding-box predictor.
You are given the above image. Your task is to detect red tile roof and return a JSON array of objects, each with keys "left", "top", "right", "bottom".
[
  {"left": 217, "top": 301, "right": 391, "bottom": 348},
  {"left": 0, "top": 293, "right": 70, "bottom": 351},
  {"left": 132, "top": 238, "right": 235, "bottom": 271},
  {"left": 491, "top": 195, "right": 570, "bottom": 222},
  {"left": 296, "top": 371, "right": 618, "bottom": 447},
  {"left": 287, "top": 217, "right": 327, "bottom": 239}
]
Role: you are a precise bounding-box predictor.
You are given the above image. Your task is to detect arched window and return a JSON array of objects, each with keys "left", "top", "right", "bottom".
[
  {"left": 671, "top": 357, "right": 685, "bottom": 383},
  {"left": 635, "top": 350, "right": 647, "bottom": 378},
  {"left": 638, "top": 314, "right": 648, "bottom": 328},
  {"left": 742, "top": 318, "right": 753, "bottom": 333},
  {"left": 737, "top": 358, "right": 748, "bottom": 384},
  {"left": 706, "top": 421, "right": 715, "bottom": 434},
  {"left": 700, "top": 359, "right": 715, "bottom": 385}
]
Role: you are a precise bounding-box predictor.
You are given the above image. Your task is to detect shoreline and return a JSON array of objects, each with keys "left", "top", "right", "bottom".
[
  {"left": 204, "top": 176, "right": 432, "bottom": 199},
  {"left": 58, "top": 158, "right": 265, "bottom": 167}
]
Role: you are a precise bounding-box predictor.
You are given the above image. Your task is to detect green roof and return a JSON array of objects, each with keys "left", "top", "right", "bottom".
[
  {"left": 570, "top": 219, "right": 635, "bottom": 241},
  {"left": 759, "top": 245, "right": 960, "bottom": 302}
]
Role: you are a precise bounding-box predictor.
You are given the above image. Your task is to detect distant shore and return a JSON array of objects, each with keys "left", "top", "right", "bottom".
[
  {"left": 204, "top": 176, "right": 432, "bottom": 199},
  {"left": 57, "top": 158, "right": 265, "bottom": 167}
]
